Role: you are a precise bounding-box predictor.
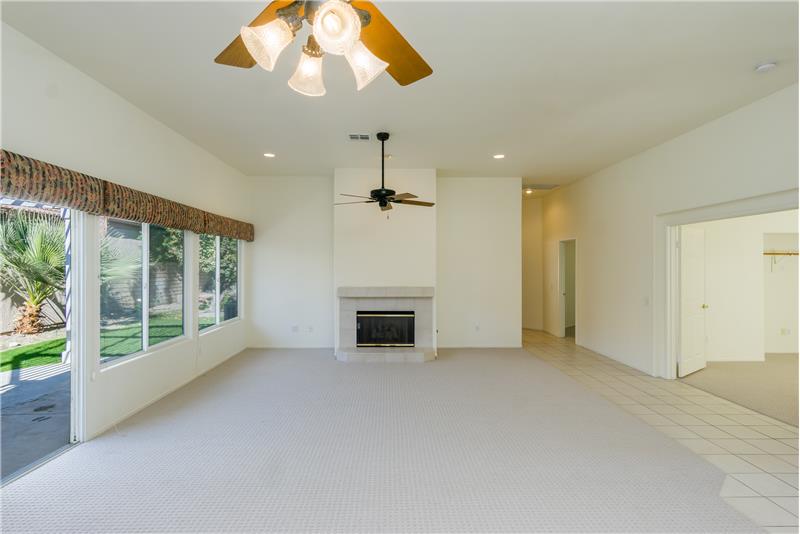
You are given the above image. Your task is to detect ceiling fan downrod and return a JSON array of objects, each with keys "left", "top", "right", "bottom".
[{"left": 377, "top": 131, "right": 389, "bottom": 190}]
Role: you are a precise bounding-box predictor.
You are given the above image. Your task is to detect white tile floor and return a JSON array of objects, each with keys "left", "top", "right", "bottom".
[{"left": 523, "top": 329, "right": 799, "bottom": 531}]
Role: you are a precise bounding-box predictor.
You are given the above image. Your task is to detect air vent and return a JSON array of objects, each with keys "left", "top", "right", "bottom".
[
  {"left": 528, "top": 184, "right": 558, "bottom": 190},
  {"left": 348, "top": 134, "right": 371, "bottom": 141}
]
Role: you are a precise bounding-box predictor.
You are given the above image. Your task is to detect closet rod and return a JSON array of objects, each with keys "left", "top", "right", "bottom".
[{"left": 763, "top": 252, "right": 799, "bottom": 256}]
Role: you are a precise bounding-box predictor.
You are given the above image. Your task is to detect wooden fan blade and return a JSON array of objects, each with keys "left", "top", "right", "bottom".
[
  {"left": 335, "top": 200, "right": 376, "bottom": 205},
  {"left": 390, "top": 193, "right": 418, "bottom": 200},
  {"left": 381, "top": 202, "right": 393, "bottom": 211},
  {"left": 352, "top": 1, "right": 433, "bottom": 86},
  {"left": 215, "top": 1, "right": 295, "bottom": 68},
  {"left": 393, "top": 199, "right": 435, "bottom": 207},
  {"left": 340, "top": 193, "right": 374, "bottom": 199}
]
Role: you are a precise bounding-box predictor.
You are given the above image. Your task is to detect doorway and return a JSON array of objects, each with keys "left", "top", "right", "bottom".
[
  {"left": 674, "top": 209, "right": 798, "bottom": 425},
  {"left": 0, "top": 199, "right": 75, "bottom": 481},
  {"left": 559, "top": 239, "right": 576, "bottom": 338}
]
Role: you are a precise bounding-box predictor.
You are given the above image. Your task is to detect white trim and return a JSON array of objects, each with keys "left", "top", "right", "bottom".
[
  {"left": 141, "top": 223, "right": 150, "bottom": 352},
  {"left": 68, "top": 210, "right": 87, "bottom": 443},
  {"left": 236, "top": 239, "right": 243, "bottom": 321},
  {"left": 557, "top": 237, "right": 577, "bottom": 339},
  {"left": 98, "top": 335, "right": 192, "bottom": 371},
  {"left": 653, "top": 189, "right": 798, "bottom": 379},
  {"left": 184, "top": 231, "right": 196, "bottom": 341},
  {"left": 214, "top": 235, "right": 221, "bottom": 325},
  {"left": 198, "top": 317, "right": 242, "bottom": 336}
]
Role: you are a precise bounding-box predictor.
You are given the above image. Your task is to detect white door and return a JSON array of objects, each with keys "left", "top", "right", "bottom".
[{"left": 679, "top": 226, "right": 707, "bottom": 377}]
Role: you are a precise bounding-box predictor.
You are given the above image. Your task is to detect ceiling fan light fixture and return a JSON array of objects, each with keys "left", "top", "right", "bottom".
[
  {"left": 312, "top": 0, "right": 361, "bottom": 56},
  {"left": 240, "top": 19, "right": 294, "bottom": 71},
  {"left": 345, "top": 40, "right": 389, "bottom": 90},
  {"left": 288, "top": 37, "right": 326, "bottom": 97}
]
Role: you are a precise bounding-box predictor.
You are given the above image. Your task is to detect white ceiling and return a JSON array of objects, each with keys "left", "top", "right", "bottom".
[{"left": 2, "top": 2, "right": 797, "bottom": 186}]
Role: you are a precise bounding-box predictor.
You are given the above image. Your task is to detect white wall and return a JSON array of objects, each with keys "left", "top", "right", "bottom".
[
  {"left": 333, "top": 169, "right": 437, "bottom": 288},
  {"left": 247, "top": 176, "right": 334, "bottom": 348},
  {"left": 333, "top": 169, "right": 437, "bottom": 348},
  {"left": 685, "top": 210, "right": 797, "bottom": 362},
  {"left": 246, "top": 173, "right": 523, "bottom": 349},
  {"left": 764, "top": 233, "right": 799, "bottom": 354},
  {"left": 2, "top": 24, "right": 252, "bottom": 438},
  {"left": 563, "top": 240, "right": 576, "bottom": 329},
  {"left": 437, "top": 177, "right": 522, "bottom": 347},
  {"left": 542, "top": 84, "right": 798, "bottom": 375},
  {"left": 522, "top": 198, "right": 544, "bottom": 330}
]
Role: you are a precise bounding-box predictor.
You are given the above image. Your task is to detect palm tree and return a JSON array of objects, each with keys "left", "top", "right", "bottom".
[{"left": 0, "top": 209, "right": 66, "bottom": 334}]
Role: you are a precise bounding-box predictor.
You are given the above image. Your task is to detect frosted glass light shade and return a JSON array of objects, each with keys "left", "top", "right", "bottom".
[
  {"left": 345, "top": 40, "right": 388, "bottom": 90},
  {"left": 240, "top": 19, "right": 294, "bottom": 71},
  {"left": 288, "top": 53, "right": 326, "bottom": 97},
  {"left": 312, "top": 0, "right": 361, "bottom": 55}
]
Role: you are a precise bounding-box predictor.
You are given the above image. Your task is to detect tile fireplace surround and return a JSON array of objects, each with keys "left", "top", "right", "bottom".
[{"left": 337, "top": 287, "right": 435, "bottom": 363}]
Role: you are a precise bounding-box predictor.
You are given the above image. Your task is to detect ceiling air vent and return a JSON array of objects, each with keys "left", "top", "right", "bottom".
[{"left": 348, "top": 134, "right": 371, "bottom": 141}]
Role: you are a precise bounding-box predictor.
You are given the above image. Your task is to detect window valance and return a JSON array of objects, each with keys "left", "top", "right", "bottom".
[{"left": 0, "top": 149, "right": 254, "bottom": 242}]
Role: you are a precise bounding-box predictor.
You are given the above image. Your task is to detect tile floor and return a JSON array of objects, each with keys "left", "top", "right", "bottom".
[{"left": 523, "top": 329, "right": 799, "bottom": 532}]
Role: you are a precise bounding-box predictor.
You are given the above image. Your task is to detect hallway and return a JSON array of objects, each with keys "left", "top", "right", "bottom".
[{"left": 523, "top": 330, "right": 799, "bottom": 529}]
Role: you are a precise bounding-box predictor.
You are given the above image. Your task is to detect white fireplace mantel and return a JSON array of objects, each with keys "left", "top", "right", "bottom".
[
  {"left": 337, "top": 286, "right": 434, "bottom": 298},
  {"left": 336, "top": 286, "right": 435, "bottom": 363}
]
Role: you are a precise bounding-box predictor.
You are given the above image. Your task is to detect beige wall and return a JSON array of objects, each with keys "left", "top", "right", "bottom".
[
  {"left": 541, "top": 84, "right": 798, "bottom": 375},
  {"left": 437, "top": 177, "right": 522, "bottom": 347},
  {"left": 522, "top": 198, "right": 544, "bottom": 330},
  {"left": 764, "top": 233, "right": 799, "bottom": 354},
  {"left": 2, "top": 24, "right": 252, "bottom": 437},
  {"left": 247, "top": 176, "right": 334, "bottom": 348}
]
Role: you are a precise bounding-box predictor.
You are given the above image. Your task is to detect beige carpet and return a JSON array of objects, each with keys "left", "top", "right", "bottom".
[
  {"left": 1, "top": 348, "right": 758, "bottom": 532},
  {"left": 681, "top": 354, "right": 798, "bottom": 426}
]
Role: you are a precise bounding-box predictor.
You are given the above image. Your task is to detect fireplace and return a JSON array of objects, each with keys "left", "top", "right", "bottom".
[{"left": 356, "top": 311, "right": 415, "bottom": 347}]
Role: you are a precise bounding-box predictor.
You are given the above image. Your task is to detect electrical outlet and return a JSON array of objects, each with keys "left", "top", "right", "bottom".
[
  {"left": 308, "top": 326, "right": 314, "bottom": 333},
  {"left": 291, "top": 325, "right": 299, "bottom": 333},
  {"left": 781, "top": 328, "right": 791, "bottom": 336},
  {"left": 475, "top": 325, "right": 480, "bottom": 332}
]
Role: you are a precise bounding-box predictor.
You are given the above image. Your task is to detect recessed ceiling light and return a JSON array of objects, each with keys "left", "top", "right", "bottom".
[
  {"left": 755, "top": 62, "right": 777, "bottom": 73},
  {"left": 493, "top": 154, "right": 505, "bottom": 159},
  {"left": 524, "top": 188, "right": 534, "bottom": 195},
  {"left": 263, "top": 153, "right": 276, "bottom": 158}
]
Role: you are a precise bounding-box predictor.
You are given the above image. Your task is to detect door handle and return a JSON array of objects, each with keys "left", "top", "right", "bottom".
[{"left": 701, "top": 304, "right": 709, "bottom": 309}]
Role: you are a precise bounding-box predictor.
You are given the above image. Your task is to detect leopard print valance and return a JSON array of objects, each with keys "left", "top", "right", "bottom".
[{"left": 0, "top": 149, "right": 254, "bottom": 242}]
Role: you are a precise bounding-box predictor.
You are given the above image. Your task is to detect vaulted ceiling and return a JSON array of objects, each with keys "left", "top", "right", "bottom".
[{"left": 2, "top": 2, "right": 797, "bottom": 186}]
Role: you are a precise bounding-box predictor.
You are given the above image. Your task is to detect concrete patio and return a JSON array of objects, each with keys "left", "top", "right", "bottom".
[{"left": 1, "top": 361, "right": 70, "bottom": 479}]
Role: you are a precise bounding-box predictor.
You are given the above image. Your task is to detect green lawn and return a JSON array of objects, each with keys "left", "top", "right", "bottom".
[
  {"left": 1, "top": 314, "right": 216, "bottom": 371},
  {"left": 0, "top": 339, "right": 65, "bottom": 372}
]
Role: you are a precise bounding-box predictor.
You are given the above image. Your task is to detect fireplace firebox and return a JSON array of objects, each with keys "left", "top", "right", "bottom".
[{"left": 356, "top": 311, "right": 415, "bottom": 347}]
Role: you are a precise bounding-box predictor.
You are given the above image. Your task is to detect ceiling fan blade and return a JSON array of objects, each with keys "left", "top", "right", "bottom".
[
  {"left": 390, "top": 193, "right": 418, "bottom": 200},
  {"left": 340, "top": 193, "right": 374, "bottom": 199},
  {"left": 381, "top": 202, "right": 393, "bottom": 211},
  {"left": 352, "top": 1, "right": 433, "bottom": 86},
  {"left": 214, "top": 1, "right": 295, "bottom": 68},
  {"left": 335, "top": 201, "right": 376, "bottom": 205},
  {"left": 393, "top": 199, "right": 435, "bottom": 207}
]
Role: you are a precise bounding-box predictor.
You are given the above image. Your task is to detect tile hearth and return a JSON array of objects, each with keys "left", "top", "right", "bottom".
[{"left": 336, "top": 287, "right": 435, "bottom": 363}]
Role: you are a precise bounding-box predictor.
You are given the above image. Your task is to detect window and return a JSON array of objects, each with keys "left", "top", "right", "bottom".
[
  {"left": 100, "top": 218, "right": 186, "bottom": 362},
  {"left": 100, "top": 218, "right": 143, "bottom": 360},
  {"left": 148, "top": 225, "right": 184, "bottom": 346},
  {"left": 198, "top": 234, "right": 239, "bottom": 329},
  {"left": 198, "top": 234, "right": 217, "bottom": 330},
  {"left": 220, "top": 237, "right": 239, "bottom": 321}
]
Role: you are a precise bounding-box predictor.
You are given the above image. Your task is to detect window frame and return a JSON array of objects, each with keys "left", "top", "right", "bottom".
[
  {"left": 99, "top": 219, "right": 189, "bottom": 368},
  {"left": 198, "top": 234, "right": 241, "bottom": 334}
]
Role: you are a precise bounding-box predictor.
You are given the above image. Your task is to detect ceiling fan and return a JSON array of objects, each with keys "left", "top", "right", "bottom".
[
  {"left": 215, "top": 1, "right": 433, "bottom": 96},
  {"left": 335, "top": 132, "right": 435, "bottom": 212}
]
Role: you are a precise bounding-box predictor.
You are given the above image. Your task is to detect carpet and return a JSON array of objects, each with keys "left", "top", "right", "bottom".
[
  {"left": 1, "top": 348, "right": 759, "bottom": 532},
  {"left": 681, "top": 354, "right": 798, "bottom": 426}
]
